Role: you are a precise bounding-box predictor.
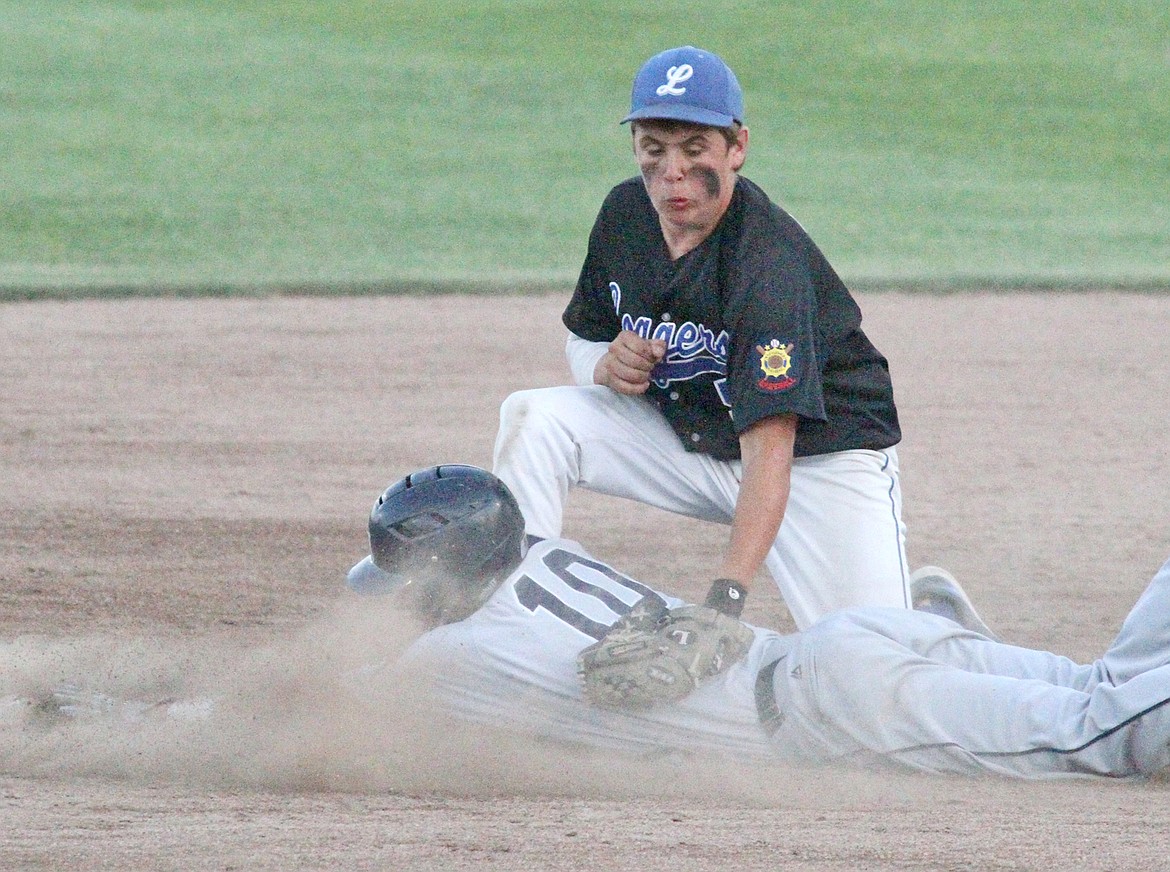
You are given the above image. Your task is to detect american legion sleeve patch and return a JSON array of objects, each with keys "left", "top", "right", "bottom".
[{"left": 755, "top": 338, "right": 797, "bottom": 392}]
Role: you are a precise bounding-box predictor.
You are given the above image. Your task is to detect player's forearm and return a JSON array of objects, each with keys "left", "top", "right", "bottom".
[
  {"left": 718, "top": 468, "right": 789, "bottom": 588},
  {"left": 716, "top": 415, "right": 797, "bottom": 589}
]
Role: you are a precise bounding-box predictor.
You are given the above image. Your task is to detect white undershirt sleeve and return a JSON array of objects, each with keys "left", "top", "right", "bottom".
[{"left": 565, "top": 332, "right": 610, "bottom": 386}]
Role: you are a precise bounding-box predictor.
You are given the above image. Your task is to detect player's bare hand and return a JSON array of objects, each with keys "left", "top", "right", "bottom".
[{"left": 594, "top": 331, "right": 666, "bottom": 395}]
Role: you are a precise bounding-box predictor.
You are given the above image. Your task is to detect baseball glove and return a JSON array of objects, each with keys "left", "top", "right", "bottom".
[{"left": 577, "top": 597, "right": 755, "bottom": 710}]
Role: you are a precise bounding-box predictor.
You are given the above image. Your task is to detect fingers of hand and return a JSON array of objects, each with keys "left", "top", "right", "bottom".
[
  {"left": 602, "top": 333, "right": 665, "bottom": 393},
  {"left": 613, "top": 331, "right": 665, "bottom": 366},
  {"left": 605, "top": 360, "right": 652, "bottom": 393}
]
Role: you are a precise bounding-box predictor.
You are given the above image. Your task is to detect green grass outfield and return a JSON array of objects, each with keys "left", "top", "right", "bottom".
[{"left": 2, "top": 0, "right": 1167, "bottom": 298}]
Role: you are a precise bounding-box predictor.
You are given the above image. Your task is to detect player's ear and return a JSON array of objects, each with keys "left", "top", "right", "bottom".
[{"left": 730, "top": 125, "right": 749, "bottom": 172}]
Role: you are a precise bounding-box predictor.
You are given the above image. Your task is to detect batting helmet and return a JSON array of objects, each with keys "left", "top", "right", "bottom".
[{"left": 346, "top": 464, "right": 527, "bottom": 625}]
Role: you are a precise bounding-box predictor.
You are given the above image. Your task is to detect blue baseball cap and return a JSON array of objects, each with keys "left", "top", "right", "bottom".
[{"left": 622, "top": 46, "right": 744, "bottom": 127}]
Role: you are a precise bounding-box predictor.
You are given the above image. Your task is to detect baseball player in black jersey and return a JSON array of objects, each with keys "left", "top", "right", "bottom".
[{"left": 493, "top": 46, "right": 913, "bottom": 629}]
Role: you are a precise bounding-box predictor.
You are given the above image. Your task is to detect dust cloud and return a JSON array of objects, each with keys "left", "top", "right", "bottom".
[{"left": 0, "top": 592, "right": 892, "bottom": 807}]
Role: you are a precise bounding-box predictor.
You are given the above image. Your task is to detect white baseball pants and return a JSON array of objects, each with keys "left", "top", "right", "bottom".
[
  {"left": 492, "top": 385, "right": 910, "bottom": 628},
  {"left": 769, "top": 554, "right": 1170, "bottom": 778}
]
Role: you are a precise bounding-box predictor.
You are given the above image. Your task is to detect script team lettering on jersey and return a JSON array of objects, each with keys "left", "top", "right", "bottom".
[{"left": 610, "top": 281, "right": 732, "bottom": 406}]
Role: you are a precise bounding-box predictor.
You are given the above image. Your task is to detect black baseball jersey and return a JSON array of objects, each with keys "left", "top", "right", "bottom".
[{"left": 563, "top": 176, "right": 901, "bottom": 461}]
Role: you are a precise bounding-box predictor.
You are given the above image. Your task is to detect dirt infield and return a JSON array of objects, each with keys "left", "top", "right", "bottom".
[{"left": 3, "top": 291, "right": 1169, "bottom": 870}]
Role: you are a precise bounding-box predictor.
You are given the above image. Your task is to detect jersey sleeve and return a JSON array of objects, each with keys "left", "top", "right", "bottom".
[
  {"left": 721, "top": 195, "right": 831, "bottom": 434},
  {"left": 562, "top": 188, "right": 625, "bottom": 343}
]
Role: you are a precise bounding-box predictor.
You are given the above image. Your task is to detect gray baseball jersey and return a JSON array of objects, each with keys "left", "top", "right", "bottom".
[{"left": 366, "top": 538, "right": 1170, "bottom": 779}]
